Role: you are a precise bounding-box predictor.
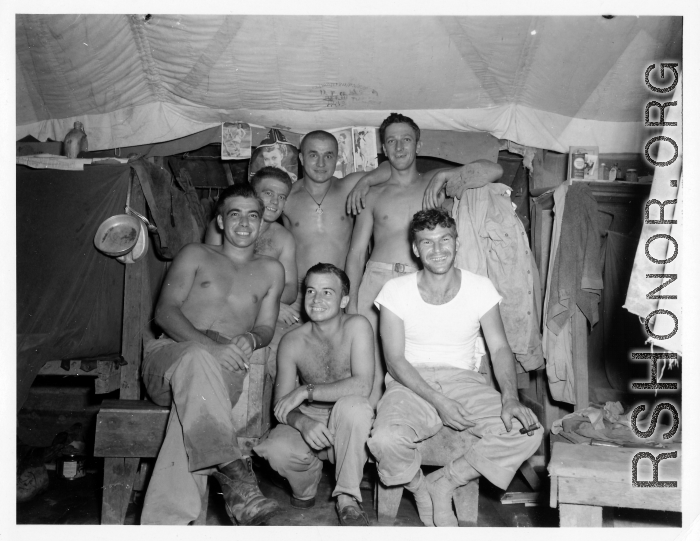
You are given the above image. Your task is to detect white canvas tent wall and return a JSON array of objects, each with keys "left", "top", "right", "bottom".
[{"left": 16, "top": 15, "right": 681, "bottom": 153}]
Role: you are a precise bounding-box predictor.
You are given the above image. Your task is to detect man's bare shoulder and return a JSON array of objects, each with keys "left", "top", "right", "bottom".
[
  {"left": 286, "top": 180, "right": 306, "bottom": 199},
  {"left": 268, "top": 222, "right": 295, "bottom": 246},
  {"left": 278, "top": 321, "right": 312, "bottom": 353},
  {"left": 253, "top": 252, "right": 286, "bottom": 275},
  {"left": 342, "top": 313, "right": 373, "bottom": 335},
  {"left": 175, "top": 242, "right": 221, "bottom": 262}
]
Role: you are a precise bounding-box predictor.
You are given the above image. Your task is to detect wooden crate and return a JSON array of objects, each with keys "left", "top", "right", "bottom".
[{"left": 548, "top": 442, "right": 681, "bottom": 526}]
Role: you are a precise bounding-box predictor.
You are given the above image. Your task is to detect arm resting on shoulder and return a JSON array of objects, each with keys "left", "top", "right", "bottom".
[
  {"left": 423, "top": 160, "right": 504, "bottom": 209},
  {"left": 346, "top": 161, "right": 392, "bottom": 215},
  {"left": 278, "top": 230, "right": 299, "bottom": 305},
  {"left": 345, "top": 205, "right": 374, "bottom": 313}
]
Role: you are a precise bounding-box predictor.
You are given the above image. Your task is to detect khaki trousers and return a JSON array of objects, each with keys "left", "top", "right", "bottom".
[
  {"left": 368, "top": 365, "right": 543, "bottom": 490},
  {"left": 254, "top": 396, "right": 374, "bottom": 502},
  {"left": 140, "top": 336, "right": 246, "bottom": 525}
]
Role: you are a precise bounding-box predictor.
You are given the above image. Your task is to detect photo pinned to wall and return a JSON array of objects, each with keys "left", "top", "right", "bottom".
[
  {"left": 352, "top": 127, "right": 379, "bottom": 172},
  {"left": 329, "top": 128, "right": 353, "bottom": 178},
  {"left": 568, "top": 145, "right": 599, "bottom": 182},
  {"left": 249, "top": 128, "right": 299, "bottom": 182},
  {"left": 221, "top": 121, "right": 252, "bottom": 160}
]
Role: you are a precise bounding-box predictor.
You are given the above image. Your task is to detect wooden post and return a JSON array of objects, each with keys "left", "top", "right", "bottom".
[
  {"left": 454, "top": 480, "right": 479, "bottom": 526},
  {"left": 377, "top": 483, "right": 403, "bottom": 525},
  {"left": 559, "top": 503, "right": 603, "bottom": 527},
  {"left": 101, "top": 457, "right": 139, "bottom": 524},
  {"left": 120, "top": 173, "right": 146, "bottom": 400},
  {"left": 571, "top": 307, "right": 590, "bottom": 409}
]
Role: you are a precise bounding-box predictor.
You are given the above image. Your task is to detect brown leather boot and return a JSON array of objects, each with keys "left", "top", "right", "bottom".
[{"left": 212, "top": 457, "right": 279, "bottom": 526}]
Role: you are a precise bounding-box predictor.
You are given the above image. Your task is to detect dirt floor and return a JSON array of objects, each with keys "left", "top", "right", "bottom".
[
  {"left": 16, "top": 381, "right": 682, "bottom": 527},
  {"left": 16, "top": 456, "right": 682, "bottom": 527}
]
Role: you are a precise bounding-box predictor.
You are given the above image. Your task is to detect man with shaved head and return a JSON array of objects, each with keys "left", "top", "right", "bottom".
[{"left": 282, "top": 130, "right": 389, "bottom": 406}]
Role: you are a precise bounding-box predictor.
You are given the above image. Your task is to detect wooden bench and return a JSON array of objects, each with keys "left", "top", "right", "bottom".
[
  {"left": 548, "top": 441, "right": 682, "bottom": 526},
  {"left": 94, "top": 347, "right": 273, "bottom": 524}
]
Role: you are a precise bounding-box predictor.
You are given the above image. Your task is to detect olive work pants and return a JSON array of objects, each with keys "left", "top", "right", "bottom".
[
  {"left": 254, "top": 396, "right": 374, "bottom": 502},
  {"left": 368, "top": 366, "right": 543, "bottom": 490},
  {"left": 140, "top": 336, "right": 247, "bottom": 525}
]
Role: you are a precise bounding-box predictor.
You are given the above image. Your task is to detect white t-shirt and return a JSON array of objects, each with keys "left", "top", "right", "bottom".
[{"left": 374, "top": 268, "right": 502, "bottom": 372}]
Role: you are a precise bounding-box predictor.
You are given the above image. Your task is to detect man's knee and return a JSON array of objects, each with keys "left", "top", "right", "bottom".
[
  {"left": 368, "top": 423, "right": 414, "bottom": 458},
  {"left": 520, "top": 426, "right": 544, "bottom": 457},
  {"left": 333, "top": 395, "right": 374, "bottom": 427},
  {"left": 171, "top": 343, "right": 219, "bottom": 376},
  {"left": 256, "top": 429, "right": 317, "bottom": 472}
]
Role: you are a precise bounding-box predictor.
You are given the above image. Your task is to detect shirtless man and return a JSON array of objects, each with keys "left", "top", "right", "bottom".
[
  {"left": 254, "top": 263, "right": 375, "bottom": 526},
  {"left": 206, "top": 167, "right": 299, "bottom": 326},
  {"left": 140, "top": 183, "right": 284, "bottom": 525},
  {"left": 282, "top": 130, "right": 390, "bottom": 405},
  {"left": 345, "top": 113, "right": 504, "bottom": 365}
]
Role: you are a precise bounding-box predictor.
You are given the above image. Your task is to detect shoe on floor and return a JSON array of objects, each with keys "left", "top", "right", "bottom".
[
  {"left": 212, "top": 457, "right": 279, "bottom": 526},
  {"left": 17, "top": 464, "right": 49, "bottom": 503},
  {"left": 336, "top": 495, "right": 369, "bottom": 526},
  {"left": 290, "top": 495, "right": 315, "bottom": 509}
]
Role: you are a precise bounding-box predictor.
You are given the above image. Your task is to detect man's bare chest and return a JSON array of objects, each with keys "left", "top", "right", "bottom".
[
  {"left": 254, "top": 229, "right": 280, "bottom": 259},
  {"left": 373, "top": 187, "right": 425, "bottom": 229},
  {"left": 285, "top": 196, "right": 352, "bottom": 235},
  {"left": 297, "top": 337, "right": 352, "bottom": 384},
  {"left": 191, "top": 263, "right": 269, "bottom": 306}
]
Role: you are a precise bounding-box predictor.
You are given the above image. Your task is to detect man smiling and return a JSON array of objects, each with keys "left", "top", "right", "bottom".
[
  {"left": 345, "top": 113, "right": 503, "bottom": 385},
  {"left": 254, "top": 263, "right": 375, "bottom": 526},
  {"left": 141, "top": 184, "right": 284, "bottom": 525},
  {"left": 367, "top": 209, "right": 542, "bottom": 527}
]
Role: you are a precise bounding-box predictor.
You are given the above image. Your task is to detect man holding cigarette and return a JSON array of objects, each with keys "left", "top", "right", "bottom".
[
  {"left": 141, "top": 184, "right": 284, "bottom": 525},
  {"left": 367, "top": 209, "right": 543, "bottom": 527}
]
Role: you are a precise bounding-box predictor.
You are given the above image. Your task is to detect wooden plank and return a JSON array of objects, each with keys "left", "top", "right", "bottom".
[
  {"left": 548, "top": 442, "right": 682, "bottom": 484},
  {"left": 550, "top": 474, "right": 558, "bottom": 508},
  {"left": 222, "top": 162, "right": 235, "bottom": 186},
  {"left": 101, "top": 457, "right": 139, "bottom": 524},
  {"left": 120, "top": 174, "right": 145, "bottom": 400},
  {"left": 99, "top": 399, "right": 169, "bottom": 413},
  {"left": 559, "top": 503, "right": 602, "bottom": 527},
  {"left": 571, "top": 306, "right": 589, "bottom": 410},
  {"left": 377, "top": 483, "right": 403, "bottom": 525},
  {"left": 38, "top": 360, "right": 95, "bottom": 376},
  {"left": 94, "top": 406, "right": 169, "bottom": 458},
  {"left": 95, "top": 360, "right": 122, "bottom": 394},
  {"left": 518, "top": 460, "right": 542, "bottom": 492},
  {"left": 558, "top": 476, "right": 681, "bottom": 512},
  {"left": 454, "top": 479, "right": 479, "bottom": 526}
]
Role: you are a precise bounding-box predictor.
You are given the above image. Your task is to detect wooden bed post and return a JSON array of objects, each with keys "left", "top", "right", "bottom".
[{"left": 101, "top": 170, "right": 152, "bottom": 524}]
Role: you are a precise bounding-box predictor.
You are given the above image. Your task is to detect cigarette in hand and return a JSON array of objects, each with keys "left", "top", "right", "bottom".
[
  {"left": 519, "top": 423, "right": 539, "bottom": 434},
  {"left": 293, "top": 316, "right": 299, "bottom": 323}
]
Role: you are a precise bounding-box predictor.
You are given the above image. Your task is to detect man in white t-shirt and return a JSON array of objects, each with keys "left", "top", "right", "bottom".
[{"left": 367, "top": 208, "right": 543, "bottom": 527}]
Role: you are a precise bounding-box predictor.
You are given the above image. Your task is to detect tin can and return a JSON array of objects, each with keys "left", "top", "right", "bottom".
[
  {"left": 625, "top": 168, "right": 638, "bottom": 183},
  {"left": 56, "top": 453, "right": 86, "bottom": 480},
  {"left": 572, "top": 151, "right": 586, "bottom": 179}
]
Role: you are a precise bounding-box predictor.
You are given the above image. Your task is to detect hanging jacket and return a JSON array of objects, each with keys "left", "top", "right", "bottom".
[{"left": 452, "top": 182, "right": 544, "bottom": 372}]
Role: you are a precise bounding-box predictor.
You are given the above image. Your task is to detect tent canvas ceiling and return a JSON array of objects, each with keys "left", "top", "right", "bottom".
[{"left": 16, "top": 15, "right": 682, "bottom": 153}]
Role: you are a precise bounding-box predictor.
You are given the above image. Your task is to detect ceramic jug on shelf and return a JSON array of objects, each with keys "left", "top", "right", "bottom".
[{"left": 64, "top": 121, "right": 88, "bottom": 159}]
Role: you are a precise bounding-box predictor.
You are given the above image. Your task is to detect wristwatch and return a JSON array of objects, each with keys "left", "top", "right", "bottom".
[{"left": 306, "top": 383, "right": 315, "bottom": 403}]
